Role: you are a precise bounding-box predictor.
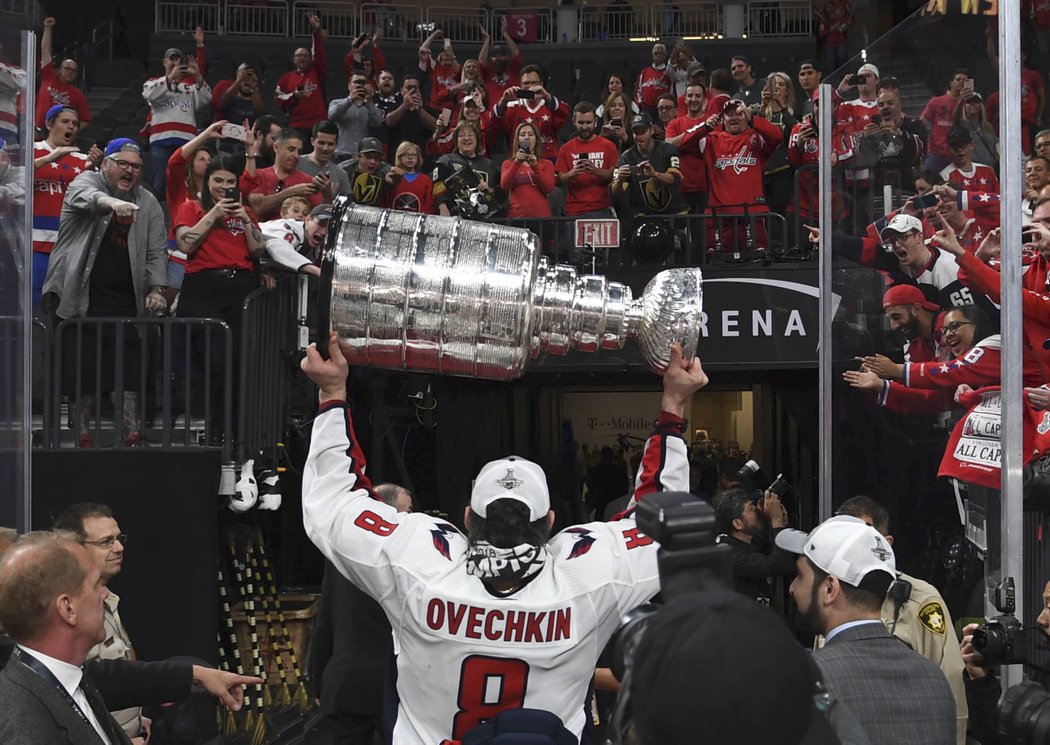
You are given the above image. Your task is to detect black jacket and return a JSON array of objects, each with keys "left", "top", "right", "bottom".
[{"left": 717, "top": 530, "right": 797, "bottom": 602}]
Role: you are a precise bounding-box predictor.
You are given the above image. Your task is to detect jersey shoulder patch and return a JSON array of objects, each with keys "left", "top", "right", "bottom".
[{"left": 917, "top": 600, "right": 946, "bottom": 635}]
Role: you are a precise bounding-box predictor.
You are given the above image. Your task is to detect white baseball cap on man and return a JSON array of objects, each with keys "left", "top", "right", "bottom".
[
  {"left": 470, "top": 456, "right": 550, "bottom": 521},
  {"left": 775, "top": 515, "right": 896, "bottom": 588},
  {"left": 879, "top": 213, "right": 923, "bottom": 241},
  {"left": 857, "top": 63, "right": 880, "bottom": 80}
]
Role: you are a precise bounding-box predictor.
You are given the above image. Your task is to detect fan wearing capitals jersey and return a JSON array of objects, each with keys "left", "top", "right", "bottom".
[
  {"left": 494, "top": 65, "right": 569, "bottom": 162},
  {"left": 681, "top": 98, "right": 782, "bottom": 256},
  {"left": 32, "top": 105, "right": 100, "bottom": 306},
  {"left": 301, "top": 335, "right": 707, "bottom": 745},
  {"left": 939, "top": 127, "right": 999, "bottom": 194}
]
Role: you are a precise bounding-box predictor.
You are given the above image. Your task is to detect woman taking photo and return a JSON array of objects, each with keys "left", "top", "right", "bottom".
[
  {"left": 173, "top": 155, "right": 265, "bottom": 438},
  {"left": 752, "top": 72, "right": 797, "bottom": 215},
  {"left": 500, "top": 122, "right": 555, "bottom": 218},
  {"left": 600, "top": 91, "right": 633, "bottom": 153}
]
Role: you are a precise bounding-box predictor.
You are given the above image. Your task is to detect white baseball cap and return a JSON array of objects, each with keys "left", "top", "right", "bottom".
[
  {"left": 775, "top": 515, "right": 896, "bottom": 588},
  {"left": 879, "top": 213, "right": 923, "bottom": 241},
  {"left": 857, "top": 63, "right": 880, "bottom": 79},
  {"left": 470, "top": 456, "right": 550, "bottom": 521}
]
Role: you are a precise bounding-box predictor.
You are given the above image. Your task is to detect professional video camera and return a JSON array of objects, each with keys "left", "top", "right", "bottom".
[
  {"left": 973, "top": 578, "right": 1029, "bottom": 667},
  {"left": 735, "top": 459, "right": 791, "bottom": 502},
  {"left": 610, "top": 492, "right": 733, "bottom": 682}
]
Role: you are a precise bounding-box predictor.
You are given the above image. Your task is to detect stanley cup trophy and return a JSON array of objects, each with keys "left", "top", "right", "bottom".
[{"left": 316, "top": 200, "right": 703, "bottom": 381}]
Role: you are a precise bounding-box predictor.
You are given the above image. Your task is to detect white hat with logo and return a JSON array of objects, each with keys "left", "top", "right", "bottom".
[
  {"left": 470, "top": 456, "right": 550, "bottom": 521},
  {"left": 775, "top": 515, "right": 896, "bottom": 587}
]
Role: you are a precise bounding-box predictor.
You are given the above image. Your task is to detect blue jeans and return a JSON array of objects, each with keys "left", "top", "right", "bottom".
[{"left": 148, "top": 142, "right": 177, "bottom": 200}]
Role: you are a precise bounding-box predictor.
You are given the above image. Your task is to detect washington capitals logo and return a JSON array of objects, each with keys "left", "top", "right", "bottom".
[
  {"left": 430, "top": 522, "right": 457, "bottom": 560},
  {"left": 564, "top": 527, "right": 596, "bottom": 559},
  {"left": 871, "top": 535, "right": 892, "bottom": 562},
  {"left": 714, "top": 145, "right": 758, "bottom": 174},
  {"left": 497, "top": 468, "right": 524, "bottom": 490}
]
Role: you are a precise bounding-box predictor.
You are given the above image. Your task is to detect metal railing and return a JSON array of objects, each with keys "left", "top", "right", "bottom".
[
  {"left": 225, "top": 2, "right": 291, "bottom": 37},
  {"left": 91, "top": 19, "right": 114, "bottom": 61},
  {"left": 293, "top": 0, "right": 359, "bottom": 39},
  {"left": 237, "top": 278, "right": 301, "bottom": 464},
  {"left": 745, "top": 1, "right": 813, "bottom": 38},
  {"left": 490, "top": 8, "right": 556, "bottom": 44},
  {"left": 489, "top": 210, "right": 796, "bottom": 267},
  {"left": 664, "top": 3, "right": 723, "bottom": 40},
  {"left": 360, "top": 3, "right": 423, "bottom": 42},
  {"left": 43, "top": 317, "right": 233, "bottom": 460},
  {"left": 426, "top": 6, "right": 487, "bottom": 44},
  {"left": 148, "top": 1, "right": 823, "bottom": 41},
  {"left": 155, "top": 0, "right": 221, "bottom": 34}
]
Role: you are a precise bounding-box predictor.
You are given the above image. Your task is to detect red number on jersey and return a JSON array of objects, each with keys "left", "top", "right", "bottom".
[
  {"left": 452, "top": 655, "right": 530, "bottom": 738},
  {"left": 622, "top": 527, "right": 654, "bottom": 550},
  {"left": 354, "top": 510, "right": 399, "bottom": 536}
]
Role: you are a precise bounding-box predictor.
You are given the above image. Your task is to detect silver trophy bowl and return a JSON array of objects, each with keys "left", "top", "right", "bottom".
[{"left": 316, "top": 201, "right": 702, "bottom": 381}]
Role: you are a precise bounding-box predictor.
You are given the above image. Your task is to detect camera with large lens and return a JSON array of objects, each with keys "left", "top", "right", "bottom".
[
  {"left": 997, "top": 680, "right": 1050, "bottom": 745},
  {"left": 972, "top": 578, "right": 1030, "bottom": 667},
  {"left": 735, "top": 459, "right": 792, "bottom": 502}
]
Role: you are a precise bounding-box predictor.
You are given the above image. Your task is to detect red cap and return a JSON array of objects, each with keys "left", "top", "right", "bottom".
[{"left": 882, "top": 284, "right": 940, "bottom": 312}]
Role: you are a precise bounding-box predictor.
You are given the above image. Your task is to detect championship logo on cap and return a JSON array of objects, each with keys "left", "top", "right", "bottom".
[
  {"left": 871, "top": 535, "right": 892, "bottom": 562},
  {"left": 498, "top": 468, "right": 524, "bottom": 490}
]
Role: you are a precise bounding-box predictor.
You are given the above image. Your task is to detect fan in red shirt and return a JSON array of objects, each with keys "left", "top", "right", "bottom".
[
  {"left": 939, "top": 127, "right": 999, "bottom": 194},
  {"left": 920, "top": 69, "right": 969, "bottom": 170},
  {"left": 682, "top": 98, "right": 783, "bottom": 257},
  {"left": 555, "top": 102, "right": 619, "bottom": 217},
  {"left": 676, "top": 62, "right": 706, "bottom": 117},
  {"left": 275, "top": 12, "right": 328, "bottom": 137},
  {"left": 665, "top": 83, "right": 709, "bottom": 213},
  {"left": 242, "top": 129, "right": 324, "bottom": 221},
  {"left": 34, "top": 17, "right": 91, "bottom": 129},
  {"left": 501, "top": 122, "right": 556, "bottom": 218},
  {"left": 427, "top": 97, "right": 497, "bottom": 160},
  {"left": 419, "top": 29, "right": 461, "bottom": 113},
  {"left": 634, "top": 43, "right": 672, "bottom": 118},
  {"left": 174, "top": 156, "right": 267, "bottom": 427},
  {"left": 387, "top": 141, "right": 434, "bottom": 214},
  {"left": 702, "top": 68, "right": 734, "bottom": 119},
  {"left": 494, "top": 65, "right": 569, "bottom": 162},
  {"left": 479, "top": 19, "right": 523, "bottom": 108},
  {"left": 343, "top": 29, "right": 387, "bottom": 89}
]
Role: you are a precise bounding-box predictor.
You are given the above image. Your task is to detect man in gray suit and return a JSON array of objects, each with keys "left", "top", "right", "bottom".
[
  {"left": 0, "top": 530, "right": 133, "bottom": 744},
  {"left": 776, "top": 516, "right": 956, "bottom": 745}
]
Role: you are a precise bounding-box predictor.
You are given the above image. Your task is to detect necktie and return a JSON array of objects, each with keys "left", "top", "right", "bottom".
[{"left": 78, "top": 676, "right": 116, "bottom": 745}]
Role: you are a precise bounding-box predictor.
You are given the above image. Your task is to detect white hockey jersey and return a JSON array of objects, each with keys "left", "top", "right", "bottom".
[{"left": 302, "top": 402, "right": 689, "bottom": 745}]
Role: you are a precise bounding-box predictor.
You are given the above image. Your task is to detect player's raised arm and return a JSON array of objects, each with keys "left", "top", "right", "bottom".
[{"left": 631, "top": 344, "right": 708, "bottom": 503}]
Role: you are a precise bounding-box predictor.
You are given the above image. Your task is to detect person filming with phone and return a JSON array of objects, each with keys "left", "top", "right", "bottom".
[
  {"left": 494, "top": 64, "right": 568, "bottom": 161},
  {"left": 173, "top": 155, "right": 266, "bottom": 441},
  {"left": 501, "top": 122, "right": 555, "bottom": 218}
]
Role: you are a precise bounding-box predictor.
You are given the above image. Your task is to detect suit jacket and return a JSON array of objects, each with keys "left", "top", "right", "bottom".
[
  {"left": 0, "top": 652, "right": 134, "bottom": 744},
  {"left": 0, "top": 633, "right": 193, "bottom": 711},
  {"left": 309, "top": 559, "right": 392, "bottom": 717},
  {"left": 815, "top": 622, "right": 956, "bottom": 745}
]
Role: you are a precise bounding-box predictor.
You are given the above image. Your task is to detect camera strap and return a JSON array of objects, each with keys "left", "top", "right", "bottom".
[{"left": 12, "top": 647, "right": 96, "bottom": 730}]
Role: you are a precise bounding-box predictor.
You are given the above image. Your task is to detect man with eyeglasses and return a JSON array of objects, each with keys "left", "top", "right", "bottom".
[
  {"left": 53, "top": 502, "right": 144, "bottom": 742},
  {"left": 35, "top": 17, "right": 91, "bottom": 130},
  {"left": 41, "top": 138, "right": 169, "bottom": 447}
]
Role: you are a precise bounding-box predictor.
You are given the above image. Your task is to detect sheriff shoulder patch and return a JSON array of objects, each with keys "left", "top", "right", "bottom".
[{"left": 918, "top": 601, "right": 947, "bottom": 636}]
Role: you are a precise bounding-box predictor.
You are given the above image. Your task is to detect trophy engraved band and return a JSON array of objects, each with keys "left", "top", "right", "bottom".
[{"left": 317, "top": 199, "right": 703, "bottom": 381}]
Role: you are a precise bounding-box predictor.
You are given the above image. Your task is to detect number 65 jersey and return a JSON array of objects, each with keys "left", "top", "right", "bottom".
[{"left": 303, "top": 401, "right": 689, "bottom": 745}]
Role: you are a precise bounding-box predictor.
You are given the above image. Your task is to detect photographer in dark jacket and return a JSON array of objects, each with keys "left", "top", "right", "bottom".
[
  {"left": 714, "top": 487, "right": 797, "bottom": 603},
  {"left": 960, "top": 579, "right": 1050, "bottom": 744}
]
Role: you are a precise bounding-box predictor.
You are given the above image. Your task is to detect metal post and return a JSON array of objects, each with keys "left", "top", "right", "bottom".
[
  {"left": 817, "top": 82, "right": 833, "bottom": 522},
  {"left": 998, "top": 0, "right": 1024, "bottom": 690},
  {"left": 18, "top": 30, "right": 36, "bottom": 532}
]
